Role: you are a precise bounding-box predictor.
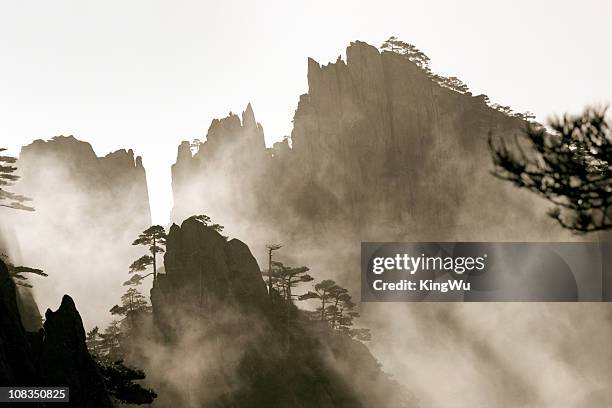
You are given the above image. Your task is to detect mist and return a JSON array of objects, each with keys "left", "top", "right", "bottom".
[
  {"left": 1, "top": 136, "right": 151, "bottom": 330},
  {"left": 158, "top": 41, "right": 610, "bottom": 407},
  {"left": 1, "top": 32, "right": 610, "bottom": 407}
]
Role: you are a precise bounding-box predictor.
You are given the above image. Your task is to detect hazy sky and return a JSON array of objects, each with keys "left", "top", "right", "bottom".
[{"left": 1, "top": 0, "right": 610, "bottom": 224}]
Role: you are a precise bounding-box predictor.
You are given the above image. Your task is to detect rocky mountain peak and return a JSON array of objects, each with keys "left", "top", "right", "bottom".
[
  {"left": 103, "top": 148, "right": 144, "bottom": 169},
  {"left": 6, "top": 135, "right": 152, "bottom": 334},
  {"left": 199, "top": 104, "right": 266, "bottom": 157},
  {"left": 140, "top": 218, "right": 414, "bottom": 407},
  {"left": 242, "top": 102, "right": 258, "bottom": 129},
  {"left": 0, "top": 258, "right": 113, "bottom": 406},
  {"left": 152, "top": 216, "right": 270, "bottom": 334},
  {"left": 39, "top": 294, "right": 112, "bottom": 406}
]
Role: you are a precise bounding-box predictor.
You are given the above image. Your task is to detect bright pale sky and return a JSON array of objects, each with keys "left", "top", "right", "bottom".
[{"left": 1, "top": 0, "right": 610, "bottom": 224}]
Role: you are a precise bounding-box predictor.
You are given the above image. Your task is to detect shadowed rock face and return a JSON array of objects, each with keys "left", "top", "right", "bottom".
[
  {"left": 39, "top": 295, "right": 113, "bottom": 407},
  {"left": 0, "top": 259, "right": 113, "bottom": 407},
  {"left": 0, "top": 258, "right": 38, "bottom": 386},
  {"left": 165, "top": 41, "right": 601, "bottom": 407},
  {"left": 152, "top": 216, "right": 270, "bottom": 334},
  {"left": 16, "top": 286, "right": 42, "bottom": 331},
  {"left": 144, "top": 218, "right": 413, "bottom": 407},
  {"left": 170, "top": 40, "right": 560, "bottom": 243},
  {"left": 170, "top": 105, "right": 270, "bottom": 234},
  {"left": 169, "top": 41, "right": 579, "bottom": 292},
  {"left": 0, "top": 224, "right": 43, "bottom": 332}
]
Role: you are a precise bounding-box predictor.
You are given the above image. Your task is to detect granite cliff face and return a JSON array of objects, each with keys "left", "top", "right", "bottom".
[
  {"left": 289, "top": 42, "right": 525, "bottom": 237},
  {"left": 16, "top": 135, "right": 150, "bottom": 227},
  {"left": 0, "top": 258, "right": 113, "bottom": 407},
  {"left": 172, "top": 42, "right": 574, "bottom": 240},
  {"left": 5, "top": 136, "right": 151, "bottom": 329},
  {"left": 141, "top": 218, "right": 412, "bottom": 407},
  {"left": 166, "top": 41, "right": 596, "bottom": 407},
  {"left": 171, "top": 105, "right": 272, "bottom": 237},
  {"left": 151, "top": 216, "right": 270, "bottom": 335},
  {"left": 170, "top": 40, "right": 576, "bottom": 288}
]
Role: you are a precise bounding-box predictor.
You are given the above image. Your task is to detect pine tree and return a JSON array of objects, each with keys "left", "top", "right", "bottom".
[
  {"left": 437, "top": 76, "right": 470, "bottom": 94},
  {"left": 93, "top": 321, "right": 157, "bottom": 404},
  {"left": 99, "top": 321, "right": 123, "bottom": 363},
  {"left": 127, "top": 225, "right": 167, "bottom": 285},
  {"left": 268, "top": 261, "right": 313, "bottom": 301},
  {"left": 298, "top": 279, "right": 337, "bottom": 321},
  {"left": 97, "top": 360, "right": 157, "bottom": 405},
  {"left": 110, "top": 288, "right": 150, "bottom": 328},
  {"left": 86, "top": 326, "right": 103, "bottom": 358},
  {"left": 490, "top": 106, "right": 611, "bottom": 232},
  {"left": 300, "top": 280, "right": 371, "bottom": 341},
  {"left": 0, "top": 253, "right": 47, "bottom": 288},
  {"left": 0, "top": 147, "right": 33, "bottom": 211},
  {"left": 189, "top": 214, "right": 225, "bottom": 233},
  {"left": 380, "top": 36, "right": 431, "bottom": 72}
]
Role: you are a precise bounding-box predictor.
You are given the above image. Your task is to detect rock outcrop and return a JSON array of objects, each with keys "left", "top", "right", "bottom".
[
  {"left": 0, "top": 258, "right": 38, "bottom": 387},
  {"left": 15, "top": 286, "right": 42, "bottom": 331},
  {"left": 165, "top": 41, "right": 593, "bottom": 406},
  {"left": 169, "top": 40, "right": 579, "bottom": 293},
  {"left": 171, "top": 105, "right": 270, "bottom": 234},
  {"left": 151, "top": 216, "right": 270, "bottom": 334},
  {"left": 143, "top": 218, "right": 413, "bottom": 407},
  {"left": 0, "top": 223, "right": 42, "bottom": 331},
  {"left": 0, "top": 258, "right": 113, "bottom": 407},
  {"left": 15, "top": 135, "right": 150, "bottom": 229},
  {"left": 289, "top": 42, "right": 525, "bottom": 237},
  {"left": 6, "top": 135, "right": 152, "bottom": 329},
  {"left": 38, "top": 295, "right": 113, "bottom": 406}
]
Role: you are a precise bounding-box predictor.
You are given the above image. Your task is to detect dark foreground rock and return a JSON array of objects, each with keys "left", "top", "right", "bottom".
[
  {"left": 140, "top": 217, "right": 416, "bottom": 407},
  {"left": 16, "top": 286, "right": 43, "bottom": 331},
  {"left": 0, "top": 258, "right": 37, "bottom": 388},
  {"left": 0, "top": 258, "right": 113, "bottom": 407}
]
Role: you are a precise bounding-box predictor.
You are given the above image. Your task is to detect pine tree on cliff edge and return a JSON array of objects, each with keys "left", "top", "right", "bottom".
[
  {"left": 110, "top": 287, "right": 150, "bottom": 328},
  {"left": 380, "top": 36, "right": 431, "bottom": 72},
  {"left": 126, "top": 225, "right": 167, "bottom": 286},
  {"left": 299, "top": 279, "right": 371, "bottom": 342},
  {"left": 0, "top": 253, "right": 47, "bottom": 288},
  {"left": 0, "top": 147, "right": 34, "bottom": 211},
  {"left": 268, "top": 261, "right": 313, "bottom": 301}
]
